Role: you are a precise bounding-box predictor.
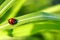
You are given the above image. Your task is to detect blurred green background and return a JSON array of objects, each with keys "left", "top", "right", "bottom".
[{"left": 0, "top": 0, "right": 60, "bottom": 40}]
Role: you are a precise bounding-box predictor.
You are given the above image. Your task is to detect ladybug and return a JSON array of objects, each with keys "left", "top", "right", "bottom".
[{"left": 8, "top": 18, "right": 17, "bottom": 25}]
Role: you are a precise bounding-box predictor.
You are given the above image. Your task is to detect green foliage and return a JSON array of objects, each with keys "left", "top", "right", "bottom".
[{"left": 0, "top": 0, "right": 60, "bottom": 40}]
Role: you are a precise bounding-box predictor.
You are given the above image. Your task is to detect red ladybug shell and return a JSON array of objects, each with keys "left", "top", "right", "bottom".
[{"left": 8, "top": 18, "right": 17, "bottom": 25}]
